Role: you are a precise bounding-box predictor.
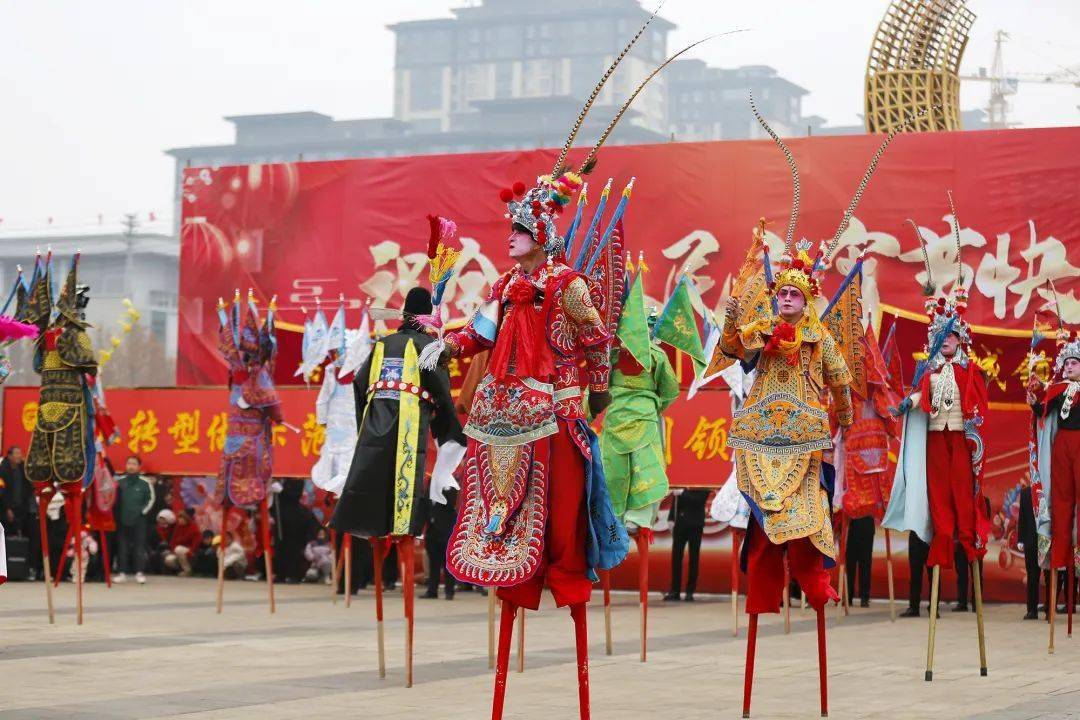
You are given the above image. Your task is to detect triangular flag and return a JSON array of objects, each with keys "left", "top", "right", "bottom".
[
  {"left": 653, "top": 276, "right": 705, "bottom": 376},
  {"left": 616, "top": 272, "right": 652, "bottom": 372}
]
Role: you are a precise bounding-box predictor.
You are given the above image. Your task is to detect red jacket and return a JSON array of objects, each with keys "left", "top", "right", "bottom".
[
  {"left": 168, "top": 520, "right": 202, "bottom": 551},
  {"left": 917, "top": 358, "right": 989, "bottom": 420}
]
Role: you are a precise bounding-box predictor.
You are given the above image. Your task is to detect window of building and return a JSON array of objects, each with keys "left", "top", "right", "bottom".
[
  {"left": 522, "top": 59, "right": 553, "bottom": 97},
  {"left": 465, "top": 64, "right": 494, "bottom": 102},
  {"left": 409, "top": 67, "right": 444, "bottom": 112}
]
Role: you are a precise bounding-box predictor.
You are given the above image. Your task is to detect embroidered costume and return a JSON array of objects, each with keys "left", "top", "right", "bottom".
[
  {"left": 1031, "top": 334, "right": 1080, "bottom": 573},
  {"left": 883, "top": 201, "right": 990, "bottom": 679},
  {"left": 215, "top": 291, "right": 284, "bottom": 507},
  {"left": 441, "top": 16, "right": 695, "bottom": 717}
]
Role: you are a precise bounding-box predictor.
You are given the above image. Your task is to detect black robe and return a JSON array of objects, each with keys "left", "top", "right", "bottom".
[{"left": 330, "top": 326, "right": 463, "bottom": 537}]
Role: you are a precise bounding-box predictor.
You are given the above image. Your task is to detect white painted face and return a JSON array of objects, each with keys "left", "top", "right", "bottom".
[
  {"left": 940, "top": 332, "right": 960, "bottom": 358},
  {"left": 508, "top": 227, "right": 536, "bottom": 259},
  {"left": 1063, "top": 357, "right": 1080, "bottom": 381},
  {"left": 776, "top": 285, "right": 806, "bottom": 320}
]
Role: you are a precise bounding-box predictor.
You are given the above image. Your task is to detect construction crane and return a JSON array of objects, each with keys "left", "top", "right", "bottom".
[{"left": 960, "top": 30, "right": 1080, "bottom": 128}]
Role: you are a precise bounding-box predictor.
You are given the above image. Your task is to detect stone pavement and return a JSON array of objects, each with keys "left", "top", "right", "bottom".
[{"left": 1, "top": 577, "right": 1078, "bottom": 719}]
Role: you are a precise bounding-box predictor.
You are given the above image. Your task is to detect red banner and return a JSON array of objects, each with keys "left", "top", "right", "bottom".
[
  {"left": 0, "top": 383, "right": 733, "bottom": 482},
  {"left": 178, "top": 127, "right": 1080, "bottom": 387}
]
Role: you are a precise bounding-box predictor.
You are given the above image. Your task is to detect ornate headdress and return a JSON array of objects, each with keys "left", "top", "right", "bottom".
[
  {"left": 54, "top": 252, "right": 89, "bottom": 328},
  {"left": 1054, "top": 330, "right": 1080, "bottom": 377},
  {"left": 497, "top": 12, "right": 722, "bottom": 257},
  {"left": 771, "top": 239, "right": 823, "bottom": 301}
]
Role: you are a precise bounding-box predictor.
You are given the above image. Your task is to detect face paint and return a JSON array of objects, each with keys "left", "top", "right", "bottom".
[
  {"left": 940, "top": 332, "right": 960, "bottom": 358},
  {"left": 1063, "top": 357, "right": 1080, "bottom": 381},
  {"left": 508, "top": 228, "right": 536, "bottom": 258},
  {"left": 776, "top": 285, "right": 806, "bottom": 319}
]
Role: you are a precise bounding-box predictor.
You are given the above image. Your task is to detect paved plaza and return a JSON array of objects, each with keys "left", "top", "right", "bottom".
[{"left": 1, "top": 577, "right": 1078, "bottom": 719}]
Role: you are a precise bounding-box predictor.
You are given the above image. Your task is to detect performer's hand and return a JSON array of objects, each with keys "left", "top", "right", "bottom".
[
  {"left": 1026, "top": 390, "right": 1038, "bottom": 406},
  {"left": 725, "top": 296, "right": 740, "bottom": 322},
  {"left": 890, "top": 397, "right": 913, "bottom": 417},
  {"left": 588, "top": 390, "right": 612, "bottom": 418}
]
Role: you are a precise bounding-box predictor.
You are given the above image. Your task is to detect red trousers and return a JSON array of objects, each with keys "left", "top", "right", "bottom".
[
  {"left": 744, "top": 524, "right": 839, "bottom": 614},
  {"left": 1050, "top": 429, "right": 1080, "bottom": 569},
  {"left": 926, "top": 430, "right": 977, "bottom": 569},
  {"left": 498, "top": 426, "right": 591, "bottom": 610}
]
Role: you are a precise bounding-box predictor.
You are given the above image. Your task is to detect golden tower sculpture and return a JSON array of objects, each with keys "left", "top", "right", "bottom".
[{"left": 865, "top": 0, "right": 975, "bottom": 132}]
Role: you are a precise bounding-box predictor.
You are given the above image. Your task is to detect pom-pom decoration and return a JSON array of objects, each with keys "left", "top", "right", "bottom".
[{"left": 0, "top": 315, "right": 40, "bottom": 342}]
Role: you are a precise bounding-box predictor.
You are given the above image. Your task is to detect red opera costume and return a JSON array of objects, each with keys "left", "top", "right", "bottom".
[{"left": 884, "top": 207, "right": 991, "bottom": 679}]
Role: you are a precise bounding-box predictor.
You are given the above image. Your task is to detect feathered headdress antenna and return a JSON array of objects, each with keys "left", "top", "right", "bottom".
[
  {"left": 576, "top": 31, "right": 742, "bottom": 177},
  {"left": 906, "top": 219, "right": 936, "bottom": 296},
  {"left": 549, "top": 2, "right": 666, "bottom": 179},
  {"left": 822, "top": 107, "right": 935, "bottom": 265},
  {"left": 750, "top": 91, "right": 799, "bottom": 254},
  {"left": 417, "top": 215, "right": 462, "bottom": 370},
  {"left": 946, "top": 189, "right": 964, "bottom": 286}
]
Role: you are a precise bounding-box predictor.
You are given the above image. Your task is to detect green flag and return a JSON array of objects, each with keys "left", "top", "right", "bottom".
[
  {"left": 616, "top": 272, "right": 652, "bottom": 372},
  {"left": 653, "top": 276, "right": 705, "bottom": 375}
]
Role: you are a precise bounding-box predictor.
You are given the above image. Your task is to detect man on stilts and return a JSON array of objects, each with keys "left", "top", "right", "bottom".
[
  {"left": 329, "top": 285, "right": 465, "bottom": 687},
  {"left": 1030, "top": 329, "right": 1080, "bottom": 652},
  {"left": 214, "top": 290, "right": 284, "bottom": 614},
  {"left": 23, "top": 251, "right": 99, "bottom": 625},
  {"left": 720, "top": 95, "right": 916, "bottom": 717},
  {"left": 600, "top": 271, "right": 680, "bottom": 662},
  {"left": 884, "top": 218, "right": 991, "bottom": 679},
  {"left": 443, "top": 16, "right": 705, "bottom": 718}
]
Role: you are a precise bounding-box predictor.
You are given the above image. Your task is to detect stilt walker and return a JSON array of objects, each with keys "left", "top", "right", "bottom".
[
  {"left": 305, "top": 297, "right": 372, "bottom": 604},
  {"left": 717, "top": 95, "right": 908, "bottom": 717},
  {"left": 709, "top": 362, "right": 755, "bottom": 637},
  {"left": 821, "top": 228, "right": 901, "bottom": 619},
  {"left": 213, "top": 290, "right": 285, "bottom": 613},
  {"left": 444, "top": 21, "right": 706, "bottom": 718},
  {"left": 601, "top": 570, "right": 613, "bottom": 655},
  {"left": 1029, "top": 325, "right": 1080, "bottom": 653},
  {"left": 600, "top": 266, "right": 683, "bottom": 663},
  {"left": 885, "top": 201, "right": 992, "bottom": 679},
  {"left": 22, "top": 252, "right": 98, "bottom": 625},
  {"left": 329, "top": 280, "right": 466, "bottom": 687}
]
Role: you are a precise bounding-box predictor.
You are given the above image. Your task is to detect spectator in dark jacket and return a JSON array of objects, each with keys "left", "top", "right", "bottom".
[
  {"left": 115, "top": 456, "right": 155, "bottom": 584},
  {"left": 665, "top": 488, "right": 711, "bottom": 602}
]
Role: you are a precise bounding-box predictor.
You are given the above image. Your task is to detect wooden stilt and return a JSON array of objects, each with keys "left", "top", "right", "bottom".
[
  {"left": 570, "top": 603, "right": 591, "bottom": 720},
  {"left": 37, "top": 494, "right": 55, "bottom": 624},
  {"left": 783, "top": 561, "right": 791, "bottom": 635},
  {"left": 637, "top": 529, "right": 651, "bottom": 662},
  {"left": 344, "top": 534, "right": 353, "bottom": 608},
  {"left": 1068, "top": 553, "right": 1075, "bottom": 639},
  {"left": 259, "top": 499, "right": 275, "bottom": 614},
  {"left": 401, "top": 538, "right": 415, "bottom": 688},
  {"left": 100, "top": 530, "right": 112, "bottom": 588},
  {"left": 601, "top": 569, "right": 613, "bottom": 655},
  {"left": 972, "top": 561, "right": 987, "bottom": 676},
  {"left": 491, "top": 600, "right": 516, "bottom": 720},
  {"left": 742, "top": 613, "right": 759, "bottom": 718},
  {"left": 371, "top": 537, "right": 386, "bottom": 678},
  {"left": 516, "top": 607, "right": 525, "bottom": 673},
  {"left": 817, "top": 607, "right": 829, "bottom": 717},
  {"left": 53, "top": 523, "right": 75, "bottom": 588},
  {"left": 884, "top": 528, "right": 896, "bottom": 622},
  {"left": 71, "top": 491, "right": 84, "bottom": 626},
  {"left": 215, "top": 504, "right": 227, "bottom": 614},
  {"left": 329, "top": 529, "right": 339, "bottom": 605},
  {"left": 926, "top": 565, "right": 941, "bottom": 680},
  {"left": 488, "top": 590, "right": 497, "bottom": 669},
  {"left": 1049, "top": 567, "right": 1057, "bottom": 655},
  {"left": 836, "top": 516, "right": 848, "bottom": 620},
  {"left": 731, "top": 530, "right": 740, "bottom": 637}
]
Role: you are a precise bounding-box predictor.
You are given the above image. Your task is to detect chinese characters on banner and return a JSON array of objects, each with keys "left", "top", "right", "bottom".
[{"left": 1, "top": 385, "right": 735, "bottom": 484}]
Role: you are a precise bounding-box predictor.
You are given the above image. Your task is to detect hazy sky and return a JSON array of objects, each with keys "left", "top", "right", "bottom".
[{"left": 2, "top": 0, "right": 1078, "bottom": 234}]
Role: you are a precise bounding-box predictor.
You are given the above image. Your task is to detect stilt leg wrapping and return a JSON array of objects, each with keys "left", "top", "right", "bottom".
[
  {"left": 973, "top": 561, "right": 988, "bottom": 676},
  {"left": 1050, "top": 567, "right": 1057, "bottom": 655},
  {"left": 371, "top": 537, "right": 386, "bottom": 678},
  {"left": 401, "top": 538, "right": 415, "bottom": 688},
  {"left": 742, "top": 613, "right": 759, "bottom": 718},
  {"left": 817, "top": 607, "right": 828, "bottom": 717},
  {"left": 926, "top": 565, "right": 941, "bottom": 681},
  {"left": 491, "top": 600, "right": 516, "bottom": 720},
  {"left": 571, "top": 603, "right": 591, "bottom": 720}
]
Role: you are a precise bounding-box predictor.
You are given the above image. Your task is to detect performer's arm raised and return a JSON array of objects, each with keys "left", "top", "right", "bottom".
[{"left": 822, "top": 332, "right": 854, "bottom": 428}]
